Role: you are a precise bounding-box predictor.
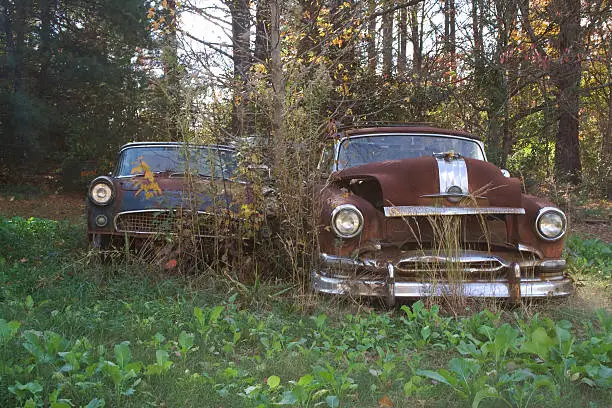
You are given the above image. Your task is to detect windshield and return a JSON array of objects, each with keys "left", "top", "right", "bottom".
[
  {"left": 116, "top": 146, "right": 238, "bottom": 179},
  {"left": 337, "top": 134, "right": 485, "bottom": 169}
]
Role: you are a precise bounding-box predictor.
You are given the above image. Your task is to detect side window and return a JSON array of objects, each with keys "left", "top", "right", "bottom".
[{"left": 318, "top": 141, "right": 336, "bottom": 174}]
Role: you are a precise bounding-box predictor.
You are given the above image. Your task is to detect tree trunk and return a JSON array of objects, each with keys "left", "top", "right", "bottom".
[
  {"left": 382, "top": 2, "right": 393, "bottom": 78},
  {"left": 397, "top": 6, "right": 407, "bottom": 76},
  {"left": 162, "top": 0, "right": 182, "bottom": 140},
  {"left": 471, "top": 0, "right": 483, "bottom": 73},
  {"left": 444, "top": 0, "right": 456, "bottom": 68},
  {"left": 410, "top": 4, "right": 422, "bottom": 81},
  {"left": 551, "top": 0, "right": 582, "bottom": 183},
  {"left": 270, "top": 0, "right": 284, "bottom": 169},
  {"left": 254, "top": 0, "right": 270, "bottom": 63},
  {"left": 229, "top": 0, "right": 251, "bottom": 139},
  {"left": 0, "top": 0, "right": 14, "bottom": 167},
  {"left": 11, "top": 0, "right": 29, "bottom": 162},
  {"left": 366, "top": 0, "right": 377, "bottom": 75},
  {"left": 606, "top": 37, "right": 612, "bottom": 199},
  {"left": 14, "top": 0, "right": 27, "bottom": 94},
  {"left": 38, "top": 0, "right": 55, "bottom": 97}
]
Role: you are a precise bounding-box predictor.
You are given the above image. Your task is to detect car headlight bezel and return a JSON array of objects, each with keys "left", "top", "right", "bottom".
[
  {"left": 89, "top": 177, "right": 115, "bottom": 206},
  {"left": 331, "top": 204, "right": 364, "bottom": 239},
  {"left": 534, "top": 207, "right": 566, "bottom": 241}
]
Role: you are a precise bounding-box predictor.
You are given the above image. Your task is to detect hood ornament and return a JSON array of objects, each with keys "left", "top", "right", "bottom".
[{"left": 433, "top": 151, "right": 463, "bottom": 162}]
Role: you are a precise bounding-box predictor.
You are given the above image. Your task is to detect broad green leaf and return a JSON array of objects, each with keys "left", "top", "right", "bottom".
[
  {"left": 412, "top": 300, "right": 424, "bottom": 316},
  {"left": 457, "top": 341, "right": 480, "bottom": 356},
  {"left": 114, "top": 341, "right": 132, "bottom": 368},
  {"left": 421, "top": 326, "right": 431, "bottom": 341},
  {"left": 85, "top": 398, "right": 105, "bottom": 408},
  {"left": 156, "top": 349, "right": 169, "bottom": 365},
  {"left": 179, "top": 331, "right": 195, "bottom": 351},
  {"left": 0, "top": 319, "right": 20, "bottom": 340},
  {"left": 472, "top": 385, "right": 499, "bottom": 408},
  {"left": 278, "top": 390, "right": 298, "bottom": 405},
  {"left": 9, "top": 381, "right": 43, "bottom": 395},
  {"left": 297, "top": 374, "right": 313, "bottom": 387},
  {"left": 521, "top": 328, "right": 555, "bottom": 360},
  {"left": 267, "top": 375, "right": 280, "bottom": 389},
  {"left": 209, "top": 306, "right": 224, "bottom": 323},
  {"left": 494, "top": 324, "right": 518, "bottom": 351},
  {"left": 50, "top": 402, "right": 72, "bottom": 408},
  {"left": 25, "top": 295, "right": 34, "bottom": 310},
  {"left": 416, "top": 369, "right": 455, "bottom": 387},
  {"left": 449, "top": 358, "right": 480, "bottom": 384},
  {"left": 326, "top": 395, "right": 339, "bottom": 407},
  {"left": 101, "top": 362, "right": 122, "bottom": 385},
  {"left": 194, "top": 307, "right": 204, "bottom": 325}
]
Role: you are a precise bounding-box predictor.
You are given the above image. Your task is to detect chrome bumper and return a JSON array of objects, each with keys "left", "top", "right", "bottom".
[{"left": 312, "top": 252, "right": 573, "bottom": 301}]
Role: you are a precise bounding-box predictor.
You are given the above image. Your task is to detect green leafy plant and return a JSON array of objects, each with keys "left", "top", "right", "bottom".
[{"left": 566, "top": 236, "right": 611, "bottom": 278}]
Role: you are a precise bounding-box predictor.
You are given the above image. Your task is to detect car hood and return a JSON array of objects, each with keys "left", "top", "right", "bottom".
[
  {"left": 330, "top": 155, "right": 522, "bottom": 208},
  {"left": 115, "top": 177, "right": 248, "bottom": 213}
]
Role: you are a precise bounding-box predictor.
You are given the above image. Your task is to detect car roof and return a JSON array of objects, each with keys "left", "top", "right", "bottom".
[
  {"left": 330, "top": 124, "right": 481, "bottom": 141},
  {"left": 119, "top": 142, "right": 235, "bottom": 153}
]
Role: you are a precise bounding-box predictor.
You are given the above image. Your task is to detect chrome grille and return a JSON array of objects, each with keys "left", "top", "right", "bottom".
[
  {"left": 114, "top": 210, "right": 219, "bottom": 237},
  {"left": 395, "top": 255, "right": 505, "bottom": 274}
]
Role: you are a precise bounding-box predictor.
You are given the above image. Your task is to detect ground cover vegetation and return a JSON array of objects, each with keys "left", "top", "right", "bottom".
[{"left": 0, "top": 216, "right": 610, "bottom": 407}]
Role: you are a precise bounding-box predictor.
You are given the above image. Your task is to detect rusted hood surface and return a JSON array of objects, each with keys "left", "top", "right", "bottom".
[
  {"left": 331, "top": 156, "right": 522, "bottom": 208},
  {"left": 115, "top": 177, "right": 246, "bottom": 213}
]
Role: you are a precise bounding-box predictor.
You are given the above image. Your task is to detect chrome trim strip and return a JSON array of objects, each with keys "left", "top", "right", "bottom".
[
  {"left": 395, "top": 254, "right": 507, "bottom": 273},
  {"left": 517, "top": 244, "right": 543, "bottom": 259},
  {"left": 312, "top": 270, "right": 573, "bottom": 298},
  {"left": 421, "top": 193, "right": 485, "bottom": 199},
  {"left": 539, "top": 259, "right": 567, "bottom": 270},
  {"left": 320, "top": 253, "right": 378, "bottom": 268},
  {"left": 435, "top": 155, "right": 468, "bottom": 195},
  {"left": 384, "top": 206, "right": 525, "bottom": 217},
  {"left": 318, "top": 252, "right": 562, "bottom": 275}
]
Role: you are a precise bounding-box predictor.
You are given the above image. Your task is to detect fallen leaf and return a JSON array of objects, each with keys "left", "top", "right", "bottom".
[
  {"left": 378, "top": 395, "right": 393, "bottom": 407},
  {"left": 165, "top": 259, "right": 177, "bottom": 269}
]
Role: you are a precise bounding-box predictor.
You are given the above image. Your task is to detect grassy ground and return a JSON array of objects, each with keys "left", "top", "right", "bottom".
[{"left": 0, "top": 216, "right": 610, "bottom": 407}]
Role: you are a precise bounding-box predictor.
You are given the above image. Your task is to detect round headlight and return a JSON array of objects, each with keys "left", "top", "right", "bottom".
[
  {"left": 535, "top": 207, "right": 566, "bottom": 241},
  {"left": 90, "top": 181, "right": 114, "bottom": 205},
  {"left": 331, "top": 204, "right": 363, "bottom": 238}
]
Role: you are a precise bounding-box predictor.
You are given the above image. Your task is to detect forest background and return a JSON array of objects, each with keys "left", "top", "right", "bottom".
[{"left": 0, "top": 0, "right": 610, "bottom": 199}]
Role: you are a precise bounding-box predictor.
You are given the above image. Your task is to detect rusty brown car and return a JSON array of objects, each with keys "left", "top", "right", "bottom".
[
  {"left": 312, "top": 125, "right": 572, "bottom": 303},
  {"left": 86, "top": 142, "right": 250, "bottom": 249}
]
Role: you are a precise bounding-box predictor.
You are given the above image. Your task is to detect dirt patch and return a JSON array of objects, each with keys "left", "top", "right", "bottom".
[
  {"left": 572, "top": 222, "right": 611, "bottom": 243},
  {"left": 0, "top": 193, "right": 85, "bottom": 221}
]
